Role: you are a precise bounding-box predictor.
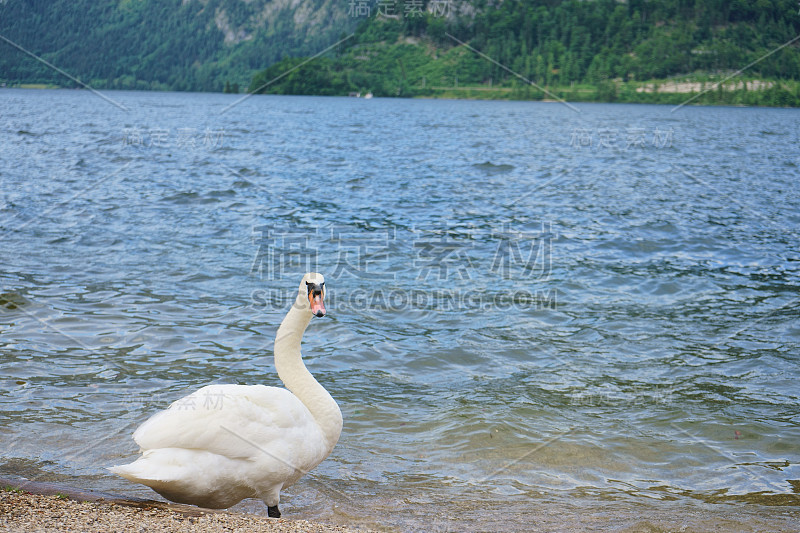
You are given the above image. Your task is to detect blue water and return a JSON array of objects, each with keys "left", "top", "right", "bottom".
[{"left": 1, "top": 89, "right": 799, "bottom": 531}]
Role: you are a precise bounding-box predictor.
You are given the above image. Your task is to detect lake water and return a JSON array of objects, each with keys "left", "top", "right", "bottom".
[{"left": 1, "top": 89, "right": 798, "bottom": 531}]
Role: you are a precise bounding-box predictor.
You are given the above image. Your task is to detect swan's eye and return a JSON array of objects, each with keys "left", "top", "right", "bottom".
[{"left": 306, "top": 282, "right": 322, "bottom": 295}]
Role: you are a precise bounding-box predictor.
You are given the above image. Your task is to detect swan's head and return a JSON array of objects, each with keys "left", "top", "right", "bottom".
[{"left": 300, "top": 272, "right": 326, "bottom": 318}]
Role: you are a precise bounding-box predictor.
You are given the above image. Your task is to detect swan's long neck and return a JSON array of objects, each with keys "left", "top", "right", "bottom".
[{"left": 274, "top": 296, "right": 343, "bottom": 451}]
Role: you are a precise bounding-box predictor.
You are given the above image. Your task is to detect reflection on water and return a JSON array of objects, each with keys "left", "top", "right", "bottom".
[{"left": 0, "top": 89, "right": 798, "bottom": 530}]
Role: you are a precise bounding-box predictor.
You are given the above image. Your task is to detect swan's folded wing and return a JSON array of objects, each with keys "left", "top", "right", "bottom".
[{"left": 132, "top": 384, "right": 318, "bottom": 460}]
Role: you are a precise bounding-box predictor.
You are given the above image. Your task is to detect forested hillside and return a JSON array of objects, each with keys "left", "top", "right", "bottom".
[
  {"left": 2, "top": 0, "right": 800, "bottom": 105},
  {"left": 0, "top": 0, "right": 355, "bottom": 91},
  {"left": 250, "top": 0, "right": 800, "bottom": 106}
]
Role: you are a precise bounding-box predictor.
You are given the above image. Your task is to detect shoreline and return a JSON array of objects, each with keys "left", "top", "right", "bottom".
[
  {"left": 4, "top": 474, "right": 800, "bottom": 532},
  {"left": 0, "top": 477, "right": 365, "bottom": 533},
  {"left": 1, "top": 84, "right": 798, "bottom": 109}
]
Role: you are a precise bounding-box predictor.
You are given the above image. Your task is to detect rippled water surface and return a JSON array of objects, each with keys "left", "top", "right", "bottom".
[{"left": 1, "top": 89, "right": 799, "bottom": 531}]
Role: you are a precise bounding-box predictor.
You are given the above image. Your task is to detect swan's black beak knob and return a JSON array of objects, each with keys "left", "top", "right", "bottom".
[{"left": 307, "top": 281, "right": 326, "bottom": 317}]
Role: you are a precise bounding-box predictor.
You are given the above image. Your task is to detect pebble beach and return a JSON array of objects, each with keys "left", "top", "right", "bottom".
[{"left": 0, "top": 489, "right": 365, "bottom": 533}]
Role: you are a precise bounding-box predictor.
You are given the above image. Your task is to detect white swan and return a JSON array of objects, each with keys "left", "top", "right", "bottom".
[{"left": 109, "top": 273, "right": 341, "bottom": 518}]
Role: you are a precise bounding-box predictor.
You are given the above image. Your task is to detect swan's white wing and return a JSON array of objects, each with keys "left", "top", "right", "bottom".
[{"left": 133, "top": 384, "right": 323, "bottom": 463}]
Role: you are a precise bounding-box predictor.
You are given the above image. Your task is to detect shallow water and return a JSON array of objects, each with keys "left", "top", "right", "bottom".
[{"left": 0, "top": 89, "right": 798, "bottom": 531}]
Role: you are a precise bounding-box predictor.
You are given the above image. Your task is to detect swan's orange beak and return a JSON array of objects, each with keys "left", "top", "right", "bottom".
[{"left": 309, "top": 292, "right": 326, "bottom": 318}]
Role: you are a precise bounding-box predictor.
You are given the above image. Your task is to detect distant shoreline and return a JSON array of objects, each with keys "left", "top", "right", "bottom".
[{"left": 2, "top": 83, "right": 799, "bottom": 109}]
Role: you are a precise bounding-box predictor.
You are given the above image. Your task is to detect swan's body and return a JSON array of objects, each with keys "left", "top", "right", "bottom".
[{"left": 109, "top": 273, "right": 340, "bottom": 516}]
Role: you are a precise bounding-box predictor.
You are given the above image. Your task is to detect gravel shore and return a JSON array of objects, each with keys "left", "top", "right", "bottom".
[{"left": 0, "top": 488, "right": 365, "bottom": 533}]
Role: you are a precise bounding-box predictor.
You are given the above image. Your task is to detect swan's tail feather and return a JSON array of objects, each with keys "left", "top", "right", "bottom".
[
  {"left": 107, "top": 462, "right": 165, "bottom": 484},
  {"left": 108, "top": 448, "right": 202, "bottom": 483}
]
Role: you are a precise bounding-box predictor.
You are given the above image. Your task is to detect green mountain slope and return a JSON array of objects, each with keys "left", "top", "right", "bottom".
[
  {"left": 0, "top": 0, "right": 356, "bottom": 91},
  {"left": 1, "top": 0, "right": 799, "bottom": 106},
  {"left": 250, "top": 0, "right": 800, "bottom": 106}
]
